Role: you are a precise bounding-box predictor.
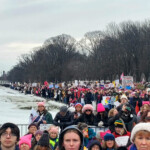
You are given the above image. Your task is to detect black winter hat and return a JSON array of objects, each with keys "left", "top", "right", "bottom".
[
  {"left": 88, "top": 140, "right": 102, "bottom": 150},
  {"left": 60, "top": 106, "right": 68, "bottom": 113},
  {"left": 28, "top": 123, "right": 38, "bottom": 129},
  {"left": 0, "top": 122, "right": 20, "bottom": 141},
  {"left": 37, "top": 132, "right": 50, "bottom": 147}
]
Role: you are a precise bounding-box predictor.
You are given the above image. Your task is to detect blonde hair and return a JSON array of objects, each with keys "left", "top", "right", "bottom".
[{"left": 108, "top": 108, "right": 115, "bottom": 117}]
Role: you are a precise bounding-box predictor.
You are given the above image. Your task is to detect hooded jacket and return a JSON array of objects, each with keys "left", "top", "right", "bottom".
[{"left": 59, "top": 126, "right": 84, "bottom": 150}]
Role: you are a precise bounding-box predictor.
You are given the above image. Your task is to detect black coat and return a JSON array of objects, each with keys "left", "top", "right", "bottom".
[
  {"left": 76, "top": 113, "right": 95, "bottom": 126},
  {"left": 53, "top": 111, "right": 74, "bottom": 130}
]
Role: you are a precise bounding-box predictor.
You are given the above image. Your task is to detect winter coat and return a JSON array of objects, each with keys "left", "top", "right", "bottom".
[
  {"left": 53, "top": 111, "right": 74, "bottom": 130},
  {"left": 84, "top": 92, "right": 94, "bottom": 104},
  {"left": 108, "top": 113, "right": 120, "bottom": 132},
  {"left": 94, "top": 112, "right": 108, "bottom": 127},
  {"left": 88, "top": 140, "right": 102, "bottom": 150},
  {"left": 117, "top": 104, "right": 136, "bottom": 115},
  {"left": 59, "top": 126, "right": 84, "bottom": 150},
  {"left": 128, "top": 144, "right": 137, "bottom": 150},
  {"left": 76, "top": 113, "right": 95, "bottom": 126},
  {"left": 84, "top": 128, "right": 96, "bottom": 147},
  {"left": 33, "top": 109, "right": 53, "bottom": 126}
]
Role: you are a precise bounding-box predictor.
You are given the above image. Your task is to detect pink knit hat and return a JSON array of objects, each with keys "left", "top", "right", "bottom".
[
  {"left": 82, "top": 104, "right": 94, "bottom": 113},
  {"left": 19, "top": 134, "right": 32, "bottom": 148},
  {"left": 37, "top": 102, "right": 45, "bottom": 107},
  {"left": 97, "top": 103, "right": 105, "bottom": 112},
  {"left": 48, "top": 125, "right": 59, "bottom": 135}
]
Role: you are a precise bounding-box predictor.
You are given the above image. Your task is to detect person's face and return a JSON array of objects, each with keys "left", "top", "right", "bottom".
[
  {"left": 38, "top": 105, "right": 45, "bottom": 112},
  {"left": 113, "top": 109, "right": 118, "bottom": 116},
  {"left": 60, "top": 112, "right": 67, "bottom": 116},
  {"left": 29, "top": 126, "right": 37, "bottom": 135},
  {"left": 147, "top": 112, "right": 150, "bottom": 117},
  {"left": 63, "top": 132, "right": 81, "bottom": 150},
  {"left": 106, "top": 140, "right": 114, "bottom": 148},
  {"left": 121, "top": 98, "right": 127, "bottom": 104},
  {"left": 76, "top": 106, "right": 82, "bottom": 112},
  {"left": 115, "top": 127, "right": 124, "bottom": 135},
  {"left": 35, "top": 134, "right": 42, "bottom": 142},
  {"left": 0, "top": 128, "right": 17, "bottom": 149},
  {"left": 20, "top": 143, "right": 30, "bottom": 150},
  {"left": 85, "top": 110, "right": 92, "bottom": 115},
  {"left": 91, "top": 145, "right": 100, "bottom": 150},
  {"left": 134, "top": 131, "right": 150, "bottom": 150},
  {"left": 50, "top": 132, "right": 57, "bottom": 139}
]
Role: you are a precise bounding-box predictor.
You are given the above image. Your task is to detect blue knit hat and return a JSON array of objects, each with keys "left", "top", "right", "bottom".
[{"left": 104, "top": 133, "right": 115, "bottom": 141}]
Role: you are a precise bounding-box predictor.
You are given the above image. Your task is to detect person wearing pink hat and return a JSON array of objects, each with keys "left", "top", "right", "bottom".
[
  {"left": 32, "top": 101, "right": 53, "bottom": 127},
  {"left": 76, "top": 104, "right": 95, "bottom": 125},
  {"left": 19, "top": 134, "right": 32, "bottom": 150},
  {"left": 94, "top": 103, "right": 108, "bottom": 127}
]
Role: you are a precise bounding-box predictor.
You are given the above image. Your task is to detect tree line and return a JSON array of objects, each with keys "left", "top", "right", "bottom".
[{"left": 7, "top": 20, "right": 150, "bottom": 83}]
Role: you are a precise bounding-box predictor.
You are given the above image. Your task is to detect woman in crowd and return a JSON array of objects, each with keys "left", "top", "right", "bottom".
[
  {"left": 59, "top": 126, "right": 84, "bottom": 150},
  {"left": 141, "top": 110, "right": 150, "bottom": 123},
  {"left": 31, "top": 130, "right": 43, "bottom": 150},
  {"left": 32, "top": 102, "right": 53, "bottom": 127},
  {"left": 94, "top": 103, "right": 108, "bottom": 128},
  {"left": 76, "top": 104, "right": 95, "bottom": 125},
  {"left": 128, "top": 123, "right": 150, "bottom": 150},
  {"left": 102, "top": 133, "right": 118, "bottom": 150},
  {"left": 108, "top": 108, "right": 120, "bottom": 132},
  {"left": 137, "top": 104, "right": 150, "bottom": 122}
]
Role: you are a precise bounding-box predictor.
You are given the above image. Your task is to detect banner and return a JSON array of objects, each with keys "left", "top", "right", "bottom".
[{"left": 122, "top": 76, "right": 133, "bottom": 88}]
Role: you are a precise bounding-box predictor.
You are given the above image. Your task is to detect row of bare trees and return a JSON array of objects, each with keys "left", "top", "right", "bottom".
[{"left": 7, "top": 20, "right": 150, "bottom": 83}]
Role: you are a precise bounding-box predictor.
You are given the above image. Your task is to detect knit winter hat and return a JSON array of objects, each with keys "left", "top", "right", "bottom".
[
  {"left": 104, "top": 133, "right": 115, "bottom": 141},
  {"left": 37, "top": 102, "right": 45, "bottom": 107},
  {"left": 121, "top": 94, "right": 128, "bottom": 100},
  {"left": 60, "top": 106, "right": 68, "bottom": 113},
  {"left": 97, "top": 103, "right": 105, "bottom": 112},
  {"left": 28, "top": 123, "right": 38, "bottom": 129},
  {"left": 49, "top": 125, "right": 59, "bottom": 135},
  {"left": 130, "top": 123, "right": 150, "bottom": 143},
  {"left": 19, "top": 134, "right": 32, "bottom": 148},
  {"left": 0, "top": 122, "right": 20, "bottom": 141},
  {"left": 82, "top": 104, "right": 94, "bottom": 113},
  {"left": 37, "top": 132, "right": 50, "bottom": 147},
  {"left": 75, "top": 103, "right": 83, "bottom": 108},
  {"left": 88, "top": 140, "right": 102, "bottom": 150},
  {"left": 114, "top": 120, "right": 123, "bottom": 128},
  {"left": 35, "top": 130, "right": 43, "bottom": 137}
]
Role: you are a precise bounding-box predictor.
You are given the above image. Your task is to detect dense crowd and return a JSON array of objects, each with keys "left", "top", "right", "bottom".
[{"left": 1, "top": 81, "right": 150, "bottom": 150}]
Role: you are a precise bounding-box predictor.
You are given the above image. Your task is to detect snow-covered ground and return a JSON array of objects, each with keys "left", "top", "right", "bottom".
[{"left": 0, "top": 86, "right": 65, "bottom": 124}]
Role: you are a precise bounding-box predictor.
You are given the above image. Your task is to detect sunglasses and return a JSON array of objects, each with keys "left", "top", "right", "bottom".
[{"left": 86, "top": 109, "right": 91, "bottom": 112}]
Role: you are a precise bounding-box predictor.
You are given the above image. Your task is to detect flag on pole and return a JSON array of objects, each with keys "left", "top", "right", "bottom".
[{"left": 120, "top": 73, "right": 124, "bottom": 80}]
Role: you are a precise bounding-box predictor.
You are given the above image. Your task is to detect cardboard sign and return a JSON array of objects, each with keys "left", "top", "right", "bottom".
[{"left": 115, "top": 136, "right": 129, "bottom": 146}]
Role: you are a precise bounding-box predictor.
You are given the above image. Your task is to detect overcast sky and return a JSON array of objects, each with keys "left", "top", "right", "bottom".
[{"left": 0, "top": 0, "right": 150, "bottom": 74}]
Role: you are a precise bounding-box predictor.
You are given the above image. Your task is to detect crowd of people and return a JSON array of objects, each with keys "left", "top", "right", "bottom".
[{"left": 1, "top": 81, "right": 150, "bottom": 150}]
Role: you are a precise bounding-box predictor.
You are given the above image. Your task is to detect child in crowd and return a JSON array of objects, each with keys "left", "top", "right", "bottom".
[
  {"left": 19, "top": 134, "right": 32, "bottom": 150},
  {"left": 48, "top": 125, "right": 59, "bottom": 150},
  {"left": 74, "top": 103, "right": 83, "bottom": 121}
]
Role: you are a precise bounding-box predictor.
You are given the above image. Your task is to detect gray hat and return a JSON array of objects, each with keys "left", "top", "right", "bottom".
[{"left": 60, "top": 106, "right": 68, "bottom": 113}]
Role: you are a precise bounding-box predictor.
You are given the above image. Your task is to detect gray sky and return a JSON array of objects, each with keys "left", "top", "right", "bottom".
[{"left": 0, "top": 0, "right": 150, "bottom": 74}]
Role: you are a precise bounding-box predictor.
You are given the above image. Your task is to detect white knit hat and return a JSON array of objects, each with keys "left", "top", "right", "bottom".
[
  {"left": 120, "top": 94, "right": 128, "bottom": 100},
  {"left": 130, "top": 123, "right": 150, "bottom": 143}
]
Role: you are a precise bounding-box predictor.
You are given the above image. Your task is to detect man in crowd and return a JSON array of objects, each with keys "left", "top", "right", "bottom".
[{"left": 0, "top": 122, "right": 20, "bottom": 150}]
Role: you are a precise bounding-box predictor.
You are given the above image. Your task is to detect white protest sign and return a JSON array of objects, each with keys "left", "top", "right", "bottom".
[{"left": 115, "top": 136, "right": 129, "bottom": 146}]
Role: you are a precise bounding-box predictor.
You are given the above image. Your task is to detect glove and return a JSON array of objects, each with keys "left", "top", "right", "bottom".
[{"left": 98, "top": 121, "right": 104, "bottom": 127}]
